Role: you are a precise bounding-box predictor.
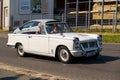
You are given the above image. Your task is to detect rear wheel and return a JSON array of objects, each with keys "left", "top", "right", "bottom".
[
  {"left": 16, "top": 44, "right": 26, "bottom": 57},
  {"left": 58, "top": 46, "right": 73, "bottom": 63}
]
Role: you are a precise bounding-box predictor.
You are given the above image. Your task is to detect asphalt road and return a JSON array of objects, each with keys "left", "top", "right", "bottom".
[{"left": 0, "top": 38, "right": 120, "bottom": 80}]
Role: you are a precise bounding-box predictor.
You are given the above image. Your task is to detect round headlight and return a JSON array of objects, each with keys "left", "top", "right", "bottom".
[
  {"left": 98, "top": 35, "right": 102, "bottom": 41},
  {"left": 97, "top": 35, "right": 102, "bottom": 46},
  {"left": 73, "top": 37, "right": 80, "bottom": 49},
  {"left": 73, "top": 37, "right": 79, "bottom": 44}
]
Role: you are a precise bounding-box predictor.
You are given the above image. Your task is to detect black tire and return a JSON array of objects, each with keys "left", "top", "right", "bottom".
[
  {"left": 58, "top": 46, "right": 73, "bottom": 63},
  {"left": 16, "top": 44, "right": 26, "bottom": 57}
]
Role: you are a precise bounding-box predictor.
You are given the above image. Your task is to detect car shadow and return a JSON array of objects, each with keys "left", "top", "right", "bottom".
[
  {"left": 26, "top": 54, "right": 120, "bottom": 64},
  {"left": 25, "top": 53, "right": 58, "bottom": 62},
  {"left": 72, "top": 55, "right": 120, "bottom": 64}
]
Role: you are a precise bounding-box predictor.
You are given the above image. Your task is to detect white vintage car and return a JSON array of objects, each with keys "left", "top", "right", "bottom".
[{"left": 7, "top": 19, "right": 102, "bottom": 63}]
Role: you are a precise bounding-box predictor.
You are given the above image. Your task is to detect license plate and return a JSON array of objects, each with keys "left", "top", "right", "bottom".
[{"left": 85, "top": 52, "right": 96, "bottom": 57}]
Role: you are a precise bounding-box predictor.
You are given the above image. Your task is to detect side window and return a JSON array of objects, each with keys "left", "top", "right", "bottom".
[
  {"left": 20, "top": 22, "right": 34, "bottom": 30},
  {"left": 32, "top": 22, "right": 39, "bottom": 27},
  {"left": 46, "top": 24, "right": 54, "bottom": 34}
]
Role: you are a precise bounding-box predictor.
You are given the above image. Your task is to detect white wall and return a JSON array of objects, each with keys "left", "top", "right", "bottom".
[
  {"left": 48, "top": 0, "right": 54, "bottom": 19},
  {"left": 3, "top": 0, "right": 10, "bottom": 30}
]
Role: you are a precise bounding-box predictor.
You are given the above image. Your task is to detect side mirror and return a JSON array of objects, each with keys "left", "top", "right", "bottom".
[{"left": 19, "top": 27, "right": 22, "bottom": 30}]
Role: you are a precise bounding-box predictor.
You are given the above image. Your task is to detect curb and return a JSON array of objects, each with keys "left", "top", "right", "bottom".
[{"left": 0, "top": 62, "right": 69, "bottom": 80}]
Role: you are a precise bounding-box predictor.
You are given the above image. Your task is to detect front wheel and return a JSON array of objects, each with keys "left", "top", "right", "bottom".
[
  {"left": 16, "top": 44, "right": 26, "bottom": 57},
  {"left": 58, "top": 46, "right": 73, "bottom": 63}
]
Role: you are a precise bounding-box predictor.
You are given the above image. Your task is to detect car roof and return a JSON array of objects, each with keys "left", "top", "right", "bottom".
[{"left": 31, "top": 19, "right": 57, "bottom": 24}]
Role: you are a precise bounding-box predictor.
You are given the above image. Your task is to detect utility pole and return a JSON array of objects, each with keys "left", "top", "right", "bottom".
[
  {"left": 88, "top": 0, "right": 91, "bottom": 30},
  {"left": 76, "top": 0, "right": 79, "bottom": 28},
  {"left": 114, "top": 0, "right": 118, "bottom": 32},
  {"left": 101, "top": 0, "right": 104, "bottom": 31},
  {"left": 64, "top": 0, "right": 67, "bottom": 22}
]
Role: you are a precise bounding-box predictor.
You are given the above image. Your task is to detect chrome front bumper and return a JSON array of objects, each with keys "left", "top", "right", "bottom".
[{"left": 71, "top": 47, "right": 102, "bottom": 57}]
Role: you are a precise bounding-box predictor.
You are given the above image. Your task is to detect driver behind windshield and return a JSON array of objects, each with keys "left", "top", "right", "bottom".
[{"left": 51, "top": 24, "right": 59, "bottom": 33}]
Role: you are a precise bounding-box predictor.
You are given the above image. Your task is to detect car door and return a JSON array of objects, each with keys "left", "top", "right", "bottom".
[{"left": 28, "top": 26, "right": 49, "bottom": 55}]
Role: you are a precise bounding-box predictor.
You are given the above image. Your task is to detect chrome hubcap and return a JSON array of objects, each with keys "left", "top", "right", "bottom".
[
  {"left": 18, "top": 45, "right": 24, "bottom": 55},
  {"left": 60, "top": 49, "right": 69, "bottom": 62}
]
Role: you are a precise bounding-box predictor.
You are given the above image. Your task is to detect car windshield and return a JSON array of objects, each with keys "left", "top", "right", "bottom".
[{"left": 45, "top": 22, "right": 73, "bottom": 34}]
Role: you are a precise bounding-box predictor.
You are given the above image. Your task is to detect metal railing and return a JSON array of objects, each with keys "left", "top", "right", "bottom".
[{"left": 59, "top": 0, "right": 120, "bottom": 32}]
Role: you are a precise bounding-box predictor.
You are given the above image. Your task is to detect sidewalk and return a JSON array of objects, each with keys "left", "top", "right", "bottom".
[{"left": 0, "top": 31, "right": 8, "bottom": 38}]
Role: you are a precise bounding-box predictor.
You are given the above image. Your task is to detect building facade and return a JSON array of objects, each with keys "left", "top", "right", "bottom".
[
  {"left": 0, "top": 0, "right": 54, "bottom": 31},
  {"left": 0, "top": 0, "right": 119, "bottom": 30}
]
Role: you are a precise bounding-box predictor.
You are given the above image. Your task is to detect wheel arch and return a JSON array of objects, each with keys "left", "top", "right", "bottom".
[
  {"left": 55, "top": 45, "right": 70, "bottom": 58},
  {"left": 15, "top": 42, "right": 22, "bottom": 48}
]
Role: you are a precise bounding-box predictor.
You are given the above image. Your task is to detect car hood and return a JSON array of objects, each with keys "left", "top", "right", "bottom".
[{"left": 49, "top": 33, "right": 98, "bottom": 41}]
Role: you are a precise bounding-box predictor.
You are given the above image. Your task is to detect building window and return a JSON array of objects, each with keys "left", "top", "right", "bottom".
[
  {"left": 19, "top": 0, "right": 41, "bottom": 14},
  {"left": 31, "top": 0, "right": 41, "bottom": 13}
]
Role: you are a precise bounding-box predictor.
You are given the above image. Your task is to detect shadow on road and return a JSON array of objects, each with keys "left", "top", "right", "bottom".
[
  {"left": 25, "top": 53, "right": 58, "bottom": 62},
  {"left": 0, "top": 74, "right": 42, "bottom": 80},
  {"left": 0, "top": 74, "right": 23, "bottom": 80},
  {"left": 24, "top": 54, "right": 120, "bottom": 64},
  {"left": 72, "top": 55, "right": 120, "bottom": 64}
]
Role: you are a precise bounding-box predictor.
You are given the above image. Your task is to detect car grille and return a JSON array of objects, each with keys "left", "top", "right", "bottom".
[{"left": 81, "top": 41, "right": 98, "bottom": 49}]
